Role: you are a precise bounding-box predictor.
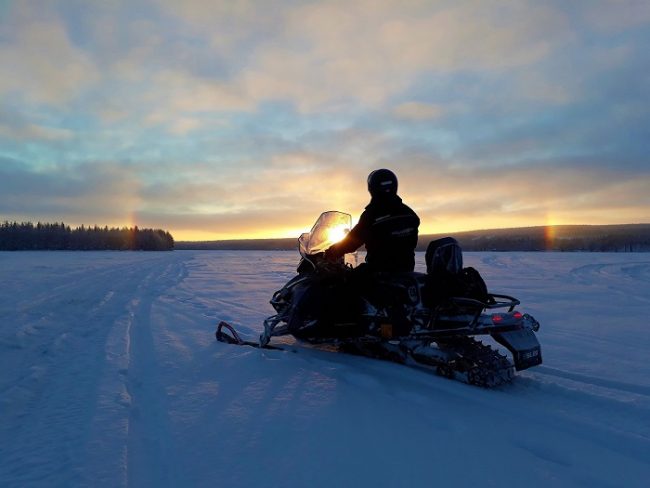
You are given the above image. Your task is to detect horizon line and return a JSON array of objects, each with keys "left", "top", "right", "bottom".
[{"left": 175, "top": 222, "right": 650, "bottom": 243}]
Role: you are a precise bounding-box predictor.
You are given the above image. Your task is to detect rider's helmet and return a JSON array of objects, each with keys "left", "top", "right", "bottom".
[{"left": 367, "top": 169, "right": 398, "bottom": 196}]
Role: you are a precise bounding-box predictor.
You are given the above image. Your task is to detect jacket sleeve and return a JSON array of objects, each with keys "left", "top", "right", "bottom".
[{"left": 326, "top": 210, "right": 370, "bottom": 257}]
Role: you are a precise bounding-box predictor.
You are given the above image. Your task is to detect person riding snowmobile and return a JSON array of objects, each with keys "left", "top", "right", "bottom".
[{"left": 324, "top": 169, "right": 420, "bottom": 272}]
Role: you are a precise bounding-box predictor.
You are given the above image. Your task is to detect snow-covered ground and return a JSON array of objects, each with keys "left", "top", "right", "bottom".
[{"left": 1, "top": 250, "right": 649, "bottom": 487}]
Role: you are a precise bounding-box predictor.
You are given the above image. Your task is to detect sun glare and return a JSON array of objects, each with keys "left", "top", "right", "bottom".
[{"left": 326, "top": 225, "right": 349, "bottom": 245}]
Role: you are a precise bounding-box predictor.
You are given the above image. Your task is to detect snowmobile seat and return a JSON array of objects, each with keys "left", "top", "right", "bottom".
[{"left": 371, "top": 272, "right": 423, "bottom": 305}]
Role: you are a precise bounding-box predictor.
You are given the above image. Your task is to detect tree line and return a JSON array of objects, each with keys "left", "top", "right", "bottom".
[
  {"left": 0, "top": 222, "right": 174, "bottom": 251},
  {"left": 417, "top": 224, "right": 650, "bottom": 252}
]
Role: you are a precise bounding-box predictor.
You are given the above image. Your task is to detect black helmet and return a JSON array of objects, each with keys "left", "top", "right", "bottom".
[{"left": 367, "top": 169, "right": 398, "bottom": 196}]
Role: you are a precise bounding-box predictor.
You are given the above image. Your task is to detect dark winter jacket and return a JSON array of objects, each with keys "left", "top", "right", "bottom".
[{"left": 327, "top": 194, "right": 420, "bottom": 272}]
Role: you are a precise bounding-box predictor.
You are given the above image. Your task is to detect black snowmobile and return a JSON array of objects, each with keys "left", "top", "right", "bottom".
[{"left": 217, "top": 211, "right": 542, "bottom": 387}]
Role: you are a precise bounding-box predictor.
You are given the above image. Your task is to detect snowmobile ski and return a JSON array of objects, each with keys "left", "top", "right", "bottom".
[{"left": 215, "top": 321, "right": 284, "bottom": 350}]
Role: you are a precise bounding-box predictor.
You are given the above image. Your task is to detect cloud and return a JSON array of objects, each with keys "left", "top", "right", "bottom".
[
  {"left": 580, "top": 0, "right": 650, "bottom": 33},
  {"left": 166, "top": 118, "right": 202, "bottom": 136},
  {"left": 0, "top": 0, "right": 635, "bottom": 125},
  {"left": 0, "top": 122, "right": 74, "bottom": 142},
  {"left": 0, "top": 161, "right": 140, "bottom": 223},
  {"left": 393, "top": 102, "right": 445, "bottom": 121},
  {"left": 1, "top": 141, "right": 648, "bottom": 240},
  {"left": 1, "top": 1, "right": 649, "bottom": 239},
  {"left": 238, "top": 1, "right": 573, "bottom": 111},
  {"left": 134, "top": 207, "right": 320, "bottom": 240},
  {"left": 132, "top": 147, "right": 650, "bottom": 237},
  {"left": 394, "top": 153, "right": 650, "bottom": 231},
  {"left": 2, "top": 0, "right": 646, "bottom": 118},
  {"left": 146, "top": 71, "right": 253, "bottom": 114},
  {"left": 0, "top": 6, "right": 98, "bottom": 106},
  {"left": 145, "top": 0, "right": 575, "bottom": 113}
]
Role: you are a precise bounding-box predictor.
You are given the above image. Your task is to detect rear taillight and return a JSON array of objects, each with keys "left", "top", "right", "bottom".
[{"left": 491, "top": 311, "right": 523, "bottom": 325}]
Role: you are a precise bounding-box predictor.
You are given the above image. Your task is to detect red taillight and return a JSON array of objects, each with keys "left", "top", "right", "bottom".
[
  {"left": 513, "top": 311, "right": 523, "bottom": 320},
  {"left": 492, "top": 314, "right": 503, "bottom": 324}
]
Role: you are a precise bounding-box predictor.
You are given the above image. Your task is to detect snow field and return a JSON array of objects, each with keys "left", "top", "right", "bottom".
[{"left": 1, "top": 251, "right": 649, "bottom": 487}]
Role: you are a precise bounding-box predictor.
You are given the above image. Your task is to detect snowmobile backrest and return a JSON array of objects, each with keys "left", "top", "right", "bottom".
[{"left": 426, "top": 237, "right": 463, "bottom": 275}]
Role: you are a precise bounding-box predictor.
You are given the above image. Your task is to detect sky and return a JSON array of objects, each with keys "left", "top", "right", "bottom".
[{"left": 1, "top": 0, "right": 649, "bottom": 241}]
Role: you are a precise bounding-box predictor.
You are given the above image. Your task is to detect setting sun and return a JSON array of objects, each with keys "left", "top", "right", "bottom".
[{"left": 326, "top": 225, "right": 349, "bottom": 245}]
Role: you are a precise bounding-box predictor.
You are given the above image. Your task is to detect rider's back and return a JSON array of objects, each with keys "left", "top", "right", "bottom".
[{"left": 360, "top": 194, "right": 420, "bottom": 272}]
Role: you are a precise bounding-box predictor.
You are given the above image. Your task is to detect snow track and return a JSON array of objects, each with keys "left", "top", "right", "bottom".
[
  {"left": 0, "top": 253, "right": 189, "bottom": 487},
  {"left": 1, "top": 251, "right": 649, "bottom": 487}
]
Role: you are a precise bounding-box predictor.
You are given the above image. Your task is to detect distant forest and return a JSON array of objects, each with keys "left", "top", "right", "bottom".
[
  {"left": 427, "top": 224, "right": 650, "bottom": 252},
  {"left": 0, "top": 222, "right": 174, "bottom": 251},
  {"left": 175, "top": 224, "right": 650, "bottom": 252}
]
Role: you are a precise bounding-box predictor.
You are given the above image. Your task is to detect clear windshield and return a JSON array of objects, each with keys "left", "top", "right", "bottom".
[{"left": 299, "top": 211, "right": 352, "bottom": 256}]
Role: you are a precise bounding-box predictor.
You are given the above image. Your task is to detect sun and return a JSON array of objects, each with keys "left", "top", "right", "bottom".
[{"left": 326, "top": 225, "right": 349, "bottom": 244}]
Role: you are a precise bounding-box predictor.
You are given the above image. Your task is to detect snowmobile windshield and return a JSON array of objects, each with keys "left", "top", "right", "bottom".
[{"left": 299, "top": 211, "right": 352, "bottom": 256}]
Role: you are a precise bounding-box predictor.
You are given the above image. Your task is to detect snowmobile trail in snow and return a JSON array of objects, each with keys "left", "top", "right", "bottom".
[
  {"left": 534, "top": 365, "right": 650, "bottom": 397},
  {"left": 0, "top": 252, "right": 192, "bottom": 486}
]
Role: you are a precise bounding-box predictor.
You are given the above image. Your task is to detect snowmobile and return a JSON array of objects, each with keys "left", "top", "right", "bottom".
[{"left": 217, "top": 211, "right": 542, "bottom": 387}]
